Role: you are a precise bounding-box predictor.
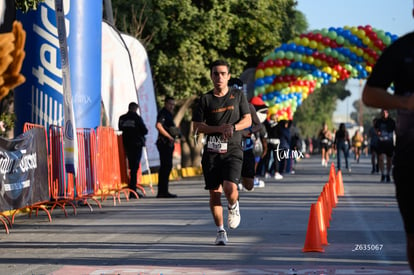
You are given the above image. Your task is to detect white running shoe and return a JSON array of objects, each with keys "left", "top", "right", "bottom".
[
  {"left": 228, "top": 201, "right": 241, "bottom": 229},
  {"left": 215, "top": 230, "right": 228, "bottom": 245},
  {"left": 274, "top": 172, "right": 284, "bottom": 180}
]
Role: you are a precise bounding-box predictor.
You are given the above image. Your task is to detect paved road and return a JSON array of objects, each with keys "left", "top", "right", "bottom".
[{"left": 0, "top": 155, "right": 411, "bottom": 275}]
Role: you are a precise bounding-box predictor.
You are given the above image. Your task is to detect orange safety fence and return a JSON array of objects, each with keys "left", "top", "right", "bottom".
[
  {"left": 95, "top": 126, "right": 129, "bottom": 205},
  {"left": 117, "top": 134, "right": 147, "bottom": 198},
  {"left": 48, "top": 125, "right": 77, "bottom": 216},
  {"left": 75, "top": 128, "right": 102, "bottom": 210}
]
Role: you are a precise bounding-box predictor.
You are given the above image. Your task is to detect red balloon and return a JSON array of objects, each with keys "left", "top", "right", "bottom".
[
  {"left": 322, "top": 37, "right": 331, "bottom": 46},
  {"left": 265, "top": 59, "right": 274, "bottom": 67},
  {"left": 283, "top": 59, "right": 291, "bottom": 66},
  {"left": 257, "top": 62, "right": 266, "bottom": 69},
  {"left": 314, "top": 33, "right": 323, "bottom": 42},
  {"left": 275, "top": 59, "right": 283, "bottom": 67}
]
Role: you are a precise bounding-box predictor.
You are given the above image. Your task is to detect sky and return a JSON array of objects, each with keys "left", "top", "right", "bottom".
[{"left": 296, "top": 0, "right": 414, "bottom": 120}]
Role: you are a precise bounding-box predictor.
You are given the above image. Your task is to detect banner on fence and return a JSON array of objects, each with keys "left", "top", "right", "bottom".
[{"left": 0, "top": 128, "right": 49, "bottom": 211}]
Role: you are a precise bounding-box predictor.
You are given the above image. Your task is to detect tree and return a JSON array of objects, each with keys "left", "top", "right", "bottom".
[
  {"left": 294, "top": 80, "right": 351, "bottom": 139},
  {"left": 14, "top": 0, "right": 43, "bottom": 13},
  {"left": 111, "top": 0, "right": 300, "bottom": 167}
]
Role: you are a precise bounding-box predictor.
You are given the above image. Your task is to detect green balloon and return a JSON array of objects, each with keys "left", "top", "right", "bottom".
[
  {"left": 285, "top": 51, "right": 294, "bottom": 60},
  {"left": 285, "top": 67, "right": 293, "bottom": 75},
  {"left": 336, "top": 36, "right": 345, "bottom": 44},
  {"left": 328, "top": 30, "right": 337, "bottom": 40},
  {"left": 276, "top": 51, "right": 285, "bottom": 59},
  {"left": 294, "top": 53, "right": 303, "bottom": 62},
  {"left": 383, "top": 36, "right": 391, "bottom": 46}
]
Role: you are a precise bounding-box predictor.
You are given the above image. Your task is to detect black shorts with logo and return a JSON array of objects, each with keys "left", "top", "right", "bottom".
[{"left": 201, "top": 145, "right": 243, "bottom": 190}]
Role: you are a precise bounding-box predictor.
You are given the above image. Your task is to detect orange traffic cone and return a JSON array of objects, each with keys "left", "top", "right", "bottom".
[
  {"left": 322, "top": 185, "right": 332, "bottom": 225},
  {"left": 336, "top": 169, "right": 345, "bottom": 196},
  {"left": 329, "top": 163, "right": 336, "bottom": 181},
  {"left": 329, "top": 179, "right": 338, "bottom": 208},
  {"left": 316, "top": 200, "right": 328, "bottom": 245},
  {"left": 302, "top": 203, "right": 325, "bottom": 252}
]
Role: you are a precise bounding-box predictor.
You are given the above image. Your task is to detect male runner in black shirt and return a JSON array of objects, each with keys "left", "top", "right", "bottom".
[{"left": 193, "top": 60, "right": 251, "bottom": 245}]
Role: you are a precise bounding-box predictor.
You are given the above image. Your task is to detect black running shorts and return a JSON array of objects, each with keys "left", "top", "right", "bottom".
[
  {"left": 377, "top": 141, "right": 394, "bottom": 157},
  {"left": 241, "top": 149, "right": 255, "bottom": 179},
  {"left": 201, "top": 146, "right": 243, "bottom": 190}
]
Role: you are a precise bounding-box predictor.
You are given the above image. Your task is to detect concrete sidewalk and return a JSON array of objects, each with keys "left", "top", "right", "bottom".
[{"left": 0, "top": 155, "right": 411, "bottom": 275}]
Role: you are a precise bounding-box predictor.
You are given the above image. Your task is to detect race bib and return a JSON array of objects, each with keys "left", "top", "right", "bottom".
[
  {"left": 206, "top": 136, "right": 228, "bottom": 153},
  {"left": 379, "top": 131, "right": 392, "bottom": 141}
]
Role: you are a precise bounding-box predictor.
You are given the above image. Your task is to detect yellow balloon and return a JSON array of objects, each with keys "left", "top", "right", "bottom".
[
  {"left": 255, "top": 69, "right": 264, "bottom": 78},
  {"left": 265, "top": 86, "right": 273, "bottom": 93},
  {"left": 366, "top": 66, "right": 372, "bottom": 73},
  {"left": 264, "top": 67, "right": 273, "bottom": 77},
  {"left": 357, "top": 29, "right": 366, "bottom": 38},
  {"left": 301, "top": 37, "right": 309, "bottom": 46},
  {"left": 317, "top": 43, "right": 325, "bottom": 51},
  {"left": 309, "top": 40, "right": 318, "bottom": 49},
  {"left": 323, "top": 67, "right": 332, "bottom": 74},
  {"left": 350, "top": 27, "right": 358, "bottom": 35},
  {"left": 273, "top": 67, "right": 282, "bottom": 75}
]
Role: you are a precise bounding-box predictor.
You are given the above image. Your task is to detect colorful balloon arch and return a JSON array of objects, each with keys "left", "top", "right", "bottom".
[{"left": 253, "top": 25, "right": 398, "bottom": 121}]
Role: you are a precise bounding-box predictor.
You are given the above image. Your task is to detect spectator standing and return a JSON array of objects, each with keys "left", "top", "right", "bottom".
[
  {"left": 374, "top": 109, "right": 396, "bottom": 182},
  {"left": 334, "top": 123, "right": 351, "bottom": 172},
  {"left": 118, "top": 102, "right": 148, "bottom": 199},
  {"left": 263, "top": 114, "right": 283, "bottom": 180},
  {"left": 156, "top": 96, "right": 179, "bottom": 198}
]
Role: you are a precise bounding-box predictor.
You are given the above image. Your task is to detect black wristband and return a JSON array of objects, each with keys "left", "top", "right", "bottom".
[{"left": 233, "top": 124, "right": 236, "bottom": 131}]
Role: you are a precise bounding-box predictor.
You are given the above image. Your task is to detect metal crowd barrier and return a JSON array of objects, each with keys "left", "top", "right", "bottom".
[{"left": 0, "top": 123, "right": 146, "bottom": 234}]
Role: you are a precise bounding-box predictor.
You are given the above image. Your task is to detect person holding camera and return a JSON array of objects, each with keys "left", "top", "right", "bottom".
[{"left": 155, "top": 96, "right": 179, "bottom": 198}]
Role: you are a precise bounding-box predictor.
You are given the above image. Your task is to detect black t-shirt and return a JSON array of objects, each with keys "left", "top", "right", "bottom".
[
  {"left": 118, "top": 111, "right": 148, "bottom": 149},
  {"left": 192, "top": 87, "right": 250, "bottom": 147},
  {"left": 264, "top": 120, "right": 278, "bottom": 139},
  {"left": 374, "top": 117, "right": 395, "bottom": 143},
  {"left": 157, "top": 107, "right": 176, "bottom": 142},
  {"left": 367, "top": 31, "right": 414, "bottom": 163}
]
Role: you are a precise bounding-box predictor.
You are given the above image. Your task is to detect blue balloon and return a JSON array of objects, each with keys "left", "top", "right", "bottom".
[
  {"left": 255, "top": 79, "right": 265, "bottom": 87},
  {"left": 264, "top": 76, "right": 274, "bottom": 84}
]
